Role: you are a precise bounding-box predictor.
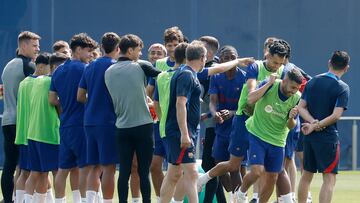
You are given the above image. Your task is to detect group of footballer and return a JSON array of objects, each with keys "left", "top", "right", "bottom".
[{"left": 1, "top": 26, "right": 350, "bottom": 203}]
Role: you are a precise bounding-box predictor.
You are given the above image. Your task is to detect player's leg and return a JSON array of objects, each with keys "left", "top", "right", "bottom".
[
  {"left": 134, "top": 124, "right": 154, "bottom": 203},
  {"left": 130, "top": 154, "right": 141, "bottom": 203},
  {"left": 1, "top": 125, "right": 19, "bottom": 203}
]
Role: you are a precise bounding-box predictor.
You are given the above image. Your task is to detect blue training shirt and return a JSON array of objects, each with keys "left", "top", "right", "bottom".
[
  {"left": 301, "top": 72, "right": 350, "bottom": 143},
  {"left": 78, "top": 56, "right": 117, "bottom": 126},
  {"left": 209, "top": 67, "right": 246, "bottom": 137},
  {"left": 50, "top": 59, "right": 86, "bottom": 128},
  {"left": 165, "top": 65, "right": 202, "bottom": 138}
]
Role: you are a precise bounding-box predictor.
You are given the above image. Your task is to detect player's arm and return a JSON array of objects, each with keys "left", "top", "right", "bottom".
[
  {"left": 298, "top": 99, "right": 316, "bottom": 123},
  {"left": 317, "top": 107, "right": 345, "bottom": 129},
  {"left": 209, "top": 94, "right": 223, "bottom": 124},
  {"left": 49, "top": 91, "right": 62, "bottom": 115},
  {"left": 77, "top": 88, "right": 87, "bottom": 103},
  {"left": 176, "top": 96, "right": 191, "bottom": 148},
  {"left": 154, "top": 101, "right": 161, "bottom": 120},
  {"left": 247, "top": 74, "right": 277, "bottom": 105},
  {"left": 146, "top": 85, "right": 155, "bottom": 99},
  {"left": 49, "top": 91, "right": 60, "bottom": 106},
  {"left": 206, "top": 57, "right": 254, "bottom": 76}
]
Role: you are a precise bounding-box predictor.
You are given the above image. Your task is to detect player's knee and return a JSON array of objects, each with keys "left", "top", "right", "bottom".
[{"left": 185, "top": 169, "right": 198, "bottom": 181}]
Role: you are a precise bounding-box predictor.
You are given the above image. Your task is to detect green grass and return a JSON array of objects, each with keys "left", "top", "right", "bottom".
[{"left": 1, "top": 171, "right": 359, "bottom": 202}]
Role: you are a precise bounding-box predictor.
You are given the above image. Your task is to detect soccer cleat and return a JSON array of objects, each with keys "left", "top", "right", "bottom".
[
  {"left": 235, "top": 191, "right": 248, "bottom": 203},
  {"left": 249, "top": 198, "right": 258, "bottom": 203}
]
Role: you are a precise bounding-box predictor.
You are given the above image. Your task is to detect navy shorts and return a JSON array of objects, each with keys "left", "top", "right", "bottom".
[
  {"left": 248, "top": 133, "right": 284, "bottom": 173},
  {"left": 85, "top": 126, "right": 118, "bottom": 165},
  {"left": 295, "top": 132, "right": 304, "bottom": 152},
  {"left": 303, "top": 140, "right": 340, "bottom": 174},
  {"left": 228, "top": 114, "right": 249, "bottom": 159},
  {"left": 153, "top": 122, "right": 167, "bottom": 158},
  {"left": 164, "top": 135, "right": 196, "bottom": 165},
  {"left": 212, "top": 135, "right": 230, "bottom": 161},
  {"left": 285, "top": 128, "right": 300, "bottom": 159},
  {"left": 28, "top": 140, "right": 59, "bottom": 172},
  {"left": 59, "top": 126, "right": 87, "bottom": 169},
  {"left": 19, "top": 145, "right": 30, "bottom": 171}
]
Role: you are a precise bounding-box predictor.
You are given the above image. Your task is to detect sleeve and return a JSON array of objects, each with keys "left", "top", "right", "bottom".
[
  {"left": 176, "top": 71, "right": 193, "bottom": 97},
  {"left": 246, "top": 62, "right": 259, "bottom": 80},
  {"left": 197, "top": 68, "right": 209, "bottom": 82},
  {"left": 154, "top": 83, "right": 159, "bottom": 102},
  {"left": 208, "top": 75, "right": 218, "bottom": 95},
  {"left": 78, "top": 70, "right": 87, "bottom": 89},
  {"left": 148, "top": 77, "right": 156, "bottom": 86},
  {"left": 257, "top": 78, "right": 269, "bottom": 89},
  {"left": 138, "top": 60, "right": 161, "bottom": 77},
  {"left": 336, "top": 85, "right": 350, "bottom": 110}
]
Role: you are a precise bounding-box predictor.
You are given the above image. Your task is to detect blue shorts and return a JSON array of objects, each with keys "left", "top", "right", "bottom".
[
  {"left": 228, "top": 114, "right": 249, "bottom": 159},
  {"left": 248, "top": 133, "right": 284, "bottom": 173},
  {"left": 285, "top": 128, "right": 300, "bottom": 159},
  {"left": 164, "top": 135, "right": 196, "bottom": 165},
  {"left": 212, "top": 135, "right": 230, "bottom": 161},
  {"left": 28, "top": 140, "right": 59, "bottom": 172},
  {"left": 59, "top": 126, "right": 87, "bottom": 169},
  {"left": 153, "top": 122, "right": 167, "bottom": 158},
  {"left": 19, "top": 145, "right": 30, "bottom": 171},
  {"left": 85, "top": 126, "right": 118, "bottom": 165}
]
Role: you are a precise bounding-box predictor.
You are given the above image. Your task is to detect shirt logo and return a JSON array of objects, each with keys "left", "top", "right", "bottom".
[{"left": 265, "top": 105, "right": 273, "bottom": 113}]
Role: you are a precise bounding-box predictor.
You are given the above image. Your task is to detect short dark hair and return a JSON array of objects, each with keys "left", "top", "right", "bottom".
[
  {"left": 186, "top": 40, "right": 206, "bottom": 61},
  {"left": 18, "top": 31, "right": 41, "bottom": 46},
  {"left": 277, "top": 39, "right": 291, "bottom": 59},
  {"left": 35, "top": 52, "right": 50, "bottom": 65},
  {"left": 164, "top": 26, "right": 184, "bottom": 44},
  {"left": 330, "top": 51, "right": 350, "bottom": 70},
  {"left": 49, "top": 52, "right": 68, "bottom": 67},
  {"left": 269, "top": 41, "right": 287, "bottom": 58},
  {"left": 101, "top": 32, "right": 121, "bottom": 54},
  {"left": 52, "top": 40, "right": 69, "bottom": 52},
  {"left": 174, "top": 42, "right": 189, "bottom": 64},
  {"left": 70, "top": 33, "right": 97, "bottom": 52},
  {"left": 199, "top": 36, "right": 219, "bottom": 53},
  {"left": 287, "top": 67, "right": 304, "bottom": 84},
  {"left": 119, "top": 34, "right": 143, "bottom": 55},
  {"left": 219, "top": 45, "right": 238, "bottom": 57},
  {"left": 263, "top": 37, "right": 278, "bottom": 50}
]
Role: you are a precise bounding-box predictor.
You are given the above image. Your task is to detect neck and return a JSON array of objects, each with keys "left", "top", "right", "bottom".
[
  {"left": 105, "top": 52, "right": 117, "bottom": 60},
  {"left": 186, "top": 61, "right": 201, "bottom": 72},
  {"left": 328, "top": 68, "right": 343, "bottom": 78},
  {"left": 225, "top": 68, "right": 236, "bottom": 79},
  {"left": 169, "top": 56, "right": 175, "bottom": 62},
  {"left": 279, "top": 81, "right": 287, "bottom": 97},
  {"left": 264, "top": 60, "right": 276, "bottom": 72}
]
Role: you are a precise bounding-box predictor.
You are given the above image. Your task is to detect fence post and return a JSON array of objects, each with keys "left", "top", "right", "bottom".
[{"left": 352, "top": 120, "right": 358, "bottom": 170}]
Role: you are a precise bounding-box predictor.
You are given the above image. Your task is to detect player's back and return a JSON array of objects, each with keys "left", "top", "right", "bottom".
[
  {"left": 50, "top": 59, "right": 85, "bottom": 128},
  {"left": 81, "top": 56, "right": 116, "bottom": 126},
  {"left": 28, "top": 75, "right": 60, "bottom": 144},
  {"left": 15, "top": 76, "right": 36, "bottom": 145},
  {"left": 304, "top": 73, "right": 349, "bottom": 136}
]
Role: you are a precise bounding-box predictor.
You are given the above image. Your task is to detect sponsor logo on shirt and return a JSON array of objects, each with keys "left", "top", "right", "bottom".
[{"left": 264, "top": 105, "right": 287, "bottom": 119}]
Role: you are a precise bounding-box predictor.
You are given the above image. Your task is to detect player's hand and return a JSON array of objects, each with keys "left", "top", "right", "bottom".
[
  {"left": 301, "top": 122, "right": 315, "bottom": 135},
  {"left": 311, "top": 119, "right": 325, "bottom": 131},
  {"left": 289, "top": 106, "right": 298, "bottom": 119},
  {"left": 180, "top": 134, "right": 192, "bottom": 149},
  {"left": 214, "top": 112, "right": 224, "bottom": 124},
  {"left": 220, "top": 109, "right": 233, "bottom": 121},
  {"left": 237, "top": 57, "right": 255, "bottom": 67},
  {"left": 268, "top": 73, "right": 277, "bottom": 85}
]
